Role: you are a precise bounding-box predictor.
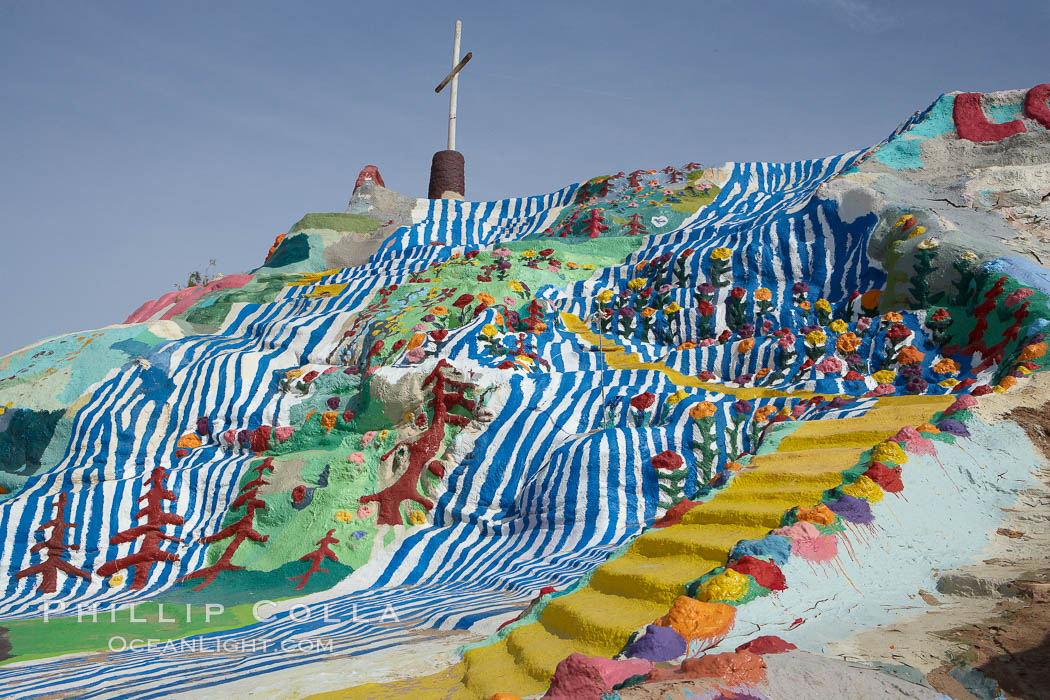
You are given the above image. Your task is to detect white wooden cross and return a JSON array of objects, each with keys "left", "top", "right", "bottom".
[{"left": 434, "top": 20, "right": 472, "bottom": 152}]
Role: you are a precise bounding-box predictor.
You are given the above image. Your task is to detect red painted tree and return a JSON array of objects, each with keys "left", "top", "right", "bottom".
[
  {"left": 179, "top": 459, "right": 273, "bottom": 590},
  {"left": 288, "top": 529, "right": 340, "bottom": 590},
  {"left": 581, "top": 209, "right": 609, "bottom": 239},
  {"left": 622, "top": 213, "right": 649, "bottom": 237},
  {"left": 360, "top": 361, "right": 476, "bottom": 525},
  {"left": 97, "top": 467, "right": 184, "bottom": 589},
  {"left": 626, "top": 169, "right": 647, "bottom": 188},
  {"left": 662, "top": 165, "right": 683, "bottom": 184},
  {"left": 15, "top": 492, "right": 92, "bottom": 594},
  {"left": 557, "top": 211, "right": 579, "bottom": 238},
  {"left": 684, "top": 162, "right": 703, "bottom": 171}
]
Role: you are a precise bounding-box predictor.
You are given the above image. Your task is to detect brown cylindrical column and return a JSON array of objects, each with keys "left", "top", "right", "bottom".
[{"left": 428, "top": 150, "right": 465, "bottom": 199}]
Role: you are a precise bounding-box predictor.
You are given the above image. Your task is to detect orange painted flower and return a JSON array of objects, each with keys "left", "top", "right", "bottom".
[
  {"left": 755, "top": 367, "right": 771, "bottom": 378},
  {"left": 998, "top": 375, "right": 1017, "bottom": 390},
  {"left": 725, "top": 461, "right": 745, "bottom": 471},
  {"left": 677, "top": 341, "right": 698, "bottom": 350},
  {"left": 689, "top": 401, "right": 717, "bottom": 420},
  {"left": 755, "top": 405, "right": 777, "bottom": 422},
  {"left": 932, "top": 358, "right": 959, "bottom": 374},
  {"left": 431, "top": 305, "right": 449, "bottom": 316},
  {"left": 476, "top": 292, "right": 495, "bottom": 306},
  {"left": 836, "top": 332, "right": 861, "bottom": 354},
  {"left": 533, "top": 322, "right": 548, "bottom": 334},
  {"left": 406, "top": 333, "right": 426, "bottom": 350},
  {"left": 754, "top": 287, "right": 772, "bottom": 301},
  {"left": 737, "top": 338, "right": 755, "bottom": 354},
  {"left": 1019, "top": 342, "right": 1047, "bottom": 362},
  {"left": 860, "top": 289, "right": 882, "bottom": 310},
  {"left": 635, "top": 260, "right": 650, "bottom": 271},
  {"left": 882, "top": 311, "right": 903, "bottom": 323},
  {"left": 640, "top": 307, "right": 658, "bottom": 318},
  {"left": 896, "top": 346, "right": 924, "bottom": 365},
  {"left": 797, "top": 301, "right": 812, "bottom": 311}
]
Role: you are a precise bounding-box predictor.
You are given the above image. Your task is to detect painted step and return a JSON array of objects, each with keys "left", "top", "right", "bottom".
[
  {"left": 461, "top": 639, "right": 548, "bottom": 699},
  {"left": 541, "top": 586, "right": 668, "bottom": 649},
  {"left": 631, "top": 522, "right": 770, "bottom": 560},
  {"left": 587, "top": 552, "right": 722, "bottom": 605},
  {"left": 682, "top": 499, "right": 807, "bottom": 529},
  {"left": 504, "top": 619, "right": 612, "bottom": 683}
]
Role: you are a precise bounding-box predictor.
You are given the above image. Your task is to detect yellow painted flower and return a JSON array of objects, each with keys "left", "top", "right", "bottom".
[
  {"left": 842, "top": 474, "right": 884, "bottom": 502},
  {"left": 508, "top": 281, "right": 524, "bottom": 293},
  {"left": 872, "top": 440, "right": 908, "bottom": 465},
  {"left": 663, "top": 302, "right": 682, "bottom": 315},
  {"left": 517, "top": 355, "right": 535, "bottom": 366},
  {"left": 906, "top": 225, "right": 927, "bottom": 239},
  {"left": 939, "top": 378, "right": 960, "bottom": 388},
  {"left": 829, "top": 319, "right": 848, "bottom": 333},
  {"left": 697, "top": 568, "right": 751, "bottom": 603},
  {"left": 109, "top": 573, "right": 126, "bottom": 588},
  {"left": 285, "top": 369, "right": 304, "bottom": 380},
  {"left": 666, "top": 389, "right": 689, "bottom": 405},
  {"left": 917, "top": 237, "right": 939, "bottom": 249},
  {"left": 962, "top": 250, "right": 979, "bottom": 264},
  {"left": 872, "top": 369, "right": 896, "bottom": 384},
  {"left": 477, "top": 292, "right": 495, "bottom": 306},
  {"left": 521, "top": 249, "right": 536, "bottom": 259},
  {"left": 408, "top": 510, "right": 427, "bottom": 526},
  {"left": 689, "top": 401, "right": 717, "bottom": 420},
  {"left": 710, "top": 247, "right": 732, "bottom": 261},
  {"left": 894, "top": 214, "right": 912, "bottom": 228},
  {"left": 805, "top": 330, "right": 827, "bottom": 346},
  {"left": 335, "top": 510, "right": 354, "bottom": 523},
  {"left": 481, "top": 324, "right": 499, "bottom": 339},
  {"left": 596, "top": 289, "right": 614, "bottom": 304},
  {"left": 754, "top": 287, "right": 772, "bottom": 301},
  {"left": 627, "top": 277, "right": 647, "bottom": 291},
  {"left": 431, "top": 305, "right": 449, "bottom": 316},
  {"left": 378, "top": 429, "right": 389, "bottom": 442},
  {"left": 581, "top": 264, "right": 595, "bottom": 270},
  {"left": 815, "top": 298, "right": 832, "bottom": 312}
]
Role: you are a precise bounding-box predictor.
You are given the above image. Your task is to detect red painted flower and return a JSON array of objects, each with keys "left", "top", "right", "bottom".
[
  {"left": 681, "top": 248, "right": 695, "bottom": 257},
  {"left": 453, "top": 294, "right": 475, "bottom": 309},
  {"left": 629, "top": 392, "right": 656, "bottom": 411},
  {"left": 844, "top": 370, "right": 864, "bottom": 381},
  {"left": 539, "top": 248, "right": 555, "bottom": 257},
  {"left": 931, "top": 308, "right": 951, "bottom": 322},
  {"left": 886, "top": 323, "right": 912, "bottom": 341},
  {"left": 302, "top": 370, "right": 320, "bottom": 383},
  {"left": 430, "top": 329, "right": 449, "bottom": 342},
  {"left": 698, "top": 300, "right": 715, "bottom": 316},
  {"left": 392, "top": 339, "right": 406, "bottom": 352},
  {"left": 730, "top": 286, "right": 746, "bottom": 299},
  {"left": 698, "top": 370, "right": 716, "bottom": 381},
  {"left": 369, "top": 340, "right": 385, "bottom": 357},
  {"left": 651, "top": 450, "right": 685, "bottom": 471}
]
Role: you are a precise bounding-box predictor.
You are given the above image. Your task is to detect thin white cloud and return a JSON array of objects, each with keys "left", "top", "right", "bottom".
[{"left": 801, "top": 0, "right": 895, "bottom": 33}]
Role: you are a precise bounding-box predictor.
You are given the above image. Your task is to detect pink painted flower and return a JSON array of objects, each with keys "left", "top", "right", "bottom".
[
  {"left": 406, "top": 348, "right": 425, "bottom": 363},
  {"left": 816, "top": 357, "right": 843, "bottom": 374},
  {"left": 412, "top": 323, "right": 428, "bottom": 332},
  {"left": 492, "top": 247, "right": 512, "bottom": 258},
  {"left": 348, "top": 451, "right": 365, "bottom": 464},
  {"left": 361, "top": 431, "right": 377, "bottom": 447},
  {"left": 356, "top": 503, "right": 376, "bottom": 519},
  {"left": 503, "top": 296, "right": 518, "bottom": 307},
  {"left": 856, "top": 316, "right": 872, "bottom": 333}
]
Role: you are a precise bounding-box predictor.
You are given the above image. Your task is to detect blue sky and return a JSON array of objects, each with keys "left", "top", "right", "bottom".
[{"left": 1, "top": 0, "right": 1047, "bottom": 355}]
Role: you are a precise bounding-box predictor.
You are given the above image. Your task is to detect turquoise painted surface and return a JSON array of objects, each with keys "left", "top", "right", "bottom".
[{"left": 874, "top": 95, "right": 955, "bottom": 170}]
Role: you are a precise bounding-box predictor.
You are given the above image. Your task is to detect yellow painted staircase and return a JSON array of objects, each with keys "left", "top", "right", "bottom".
[{"left": 455, "top": 393, "right": 952, "bottom": 699}]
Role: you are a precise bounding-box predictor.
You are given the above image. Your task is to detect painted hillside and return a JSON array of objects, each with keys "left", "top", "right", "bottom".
[{"left": 1, "top": 85, "right": 1049, "bottom": 699}]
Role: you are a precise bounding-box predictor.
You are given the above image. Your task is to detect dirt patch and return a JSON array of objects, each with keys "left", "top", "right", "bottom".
[
  {"left": 1005, "top": 401, "right": 1050, "bottom": 461},
  {"left": 929, "top": 583, "right": 1050, "bottom": 699}
]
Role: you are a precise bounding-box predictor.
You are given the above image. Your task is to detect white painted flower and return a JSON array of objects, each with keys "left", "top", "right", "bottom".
[
  {"left": 651, "top": 215, "right": 669, "bottom": 228},
  {"left": 917, "top": 238, "right": 940, "bottom": 250}
]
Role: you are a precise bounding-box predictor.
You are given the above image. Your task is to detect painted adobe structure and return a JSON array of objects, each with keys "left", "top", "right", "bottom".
[{"left": 0, "top": 86, "right": 1048, "bottom": 698}]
